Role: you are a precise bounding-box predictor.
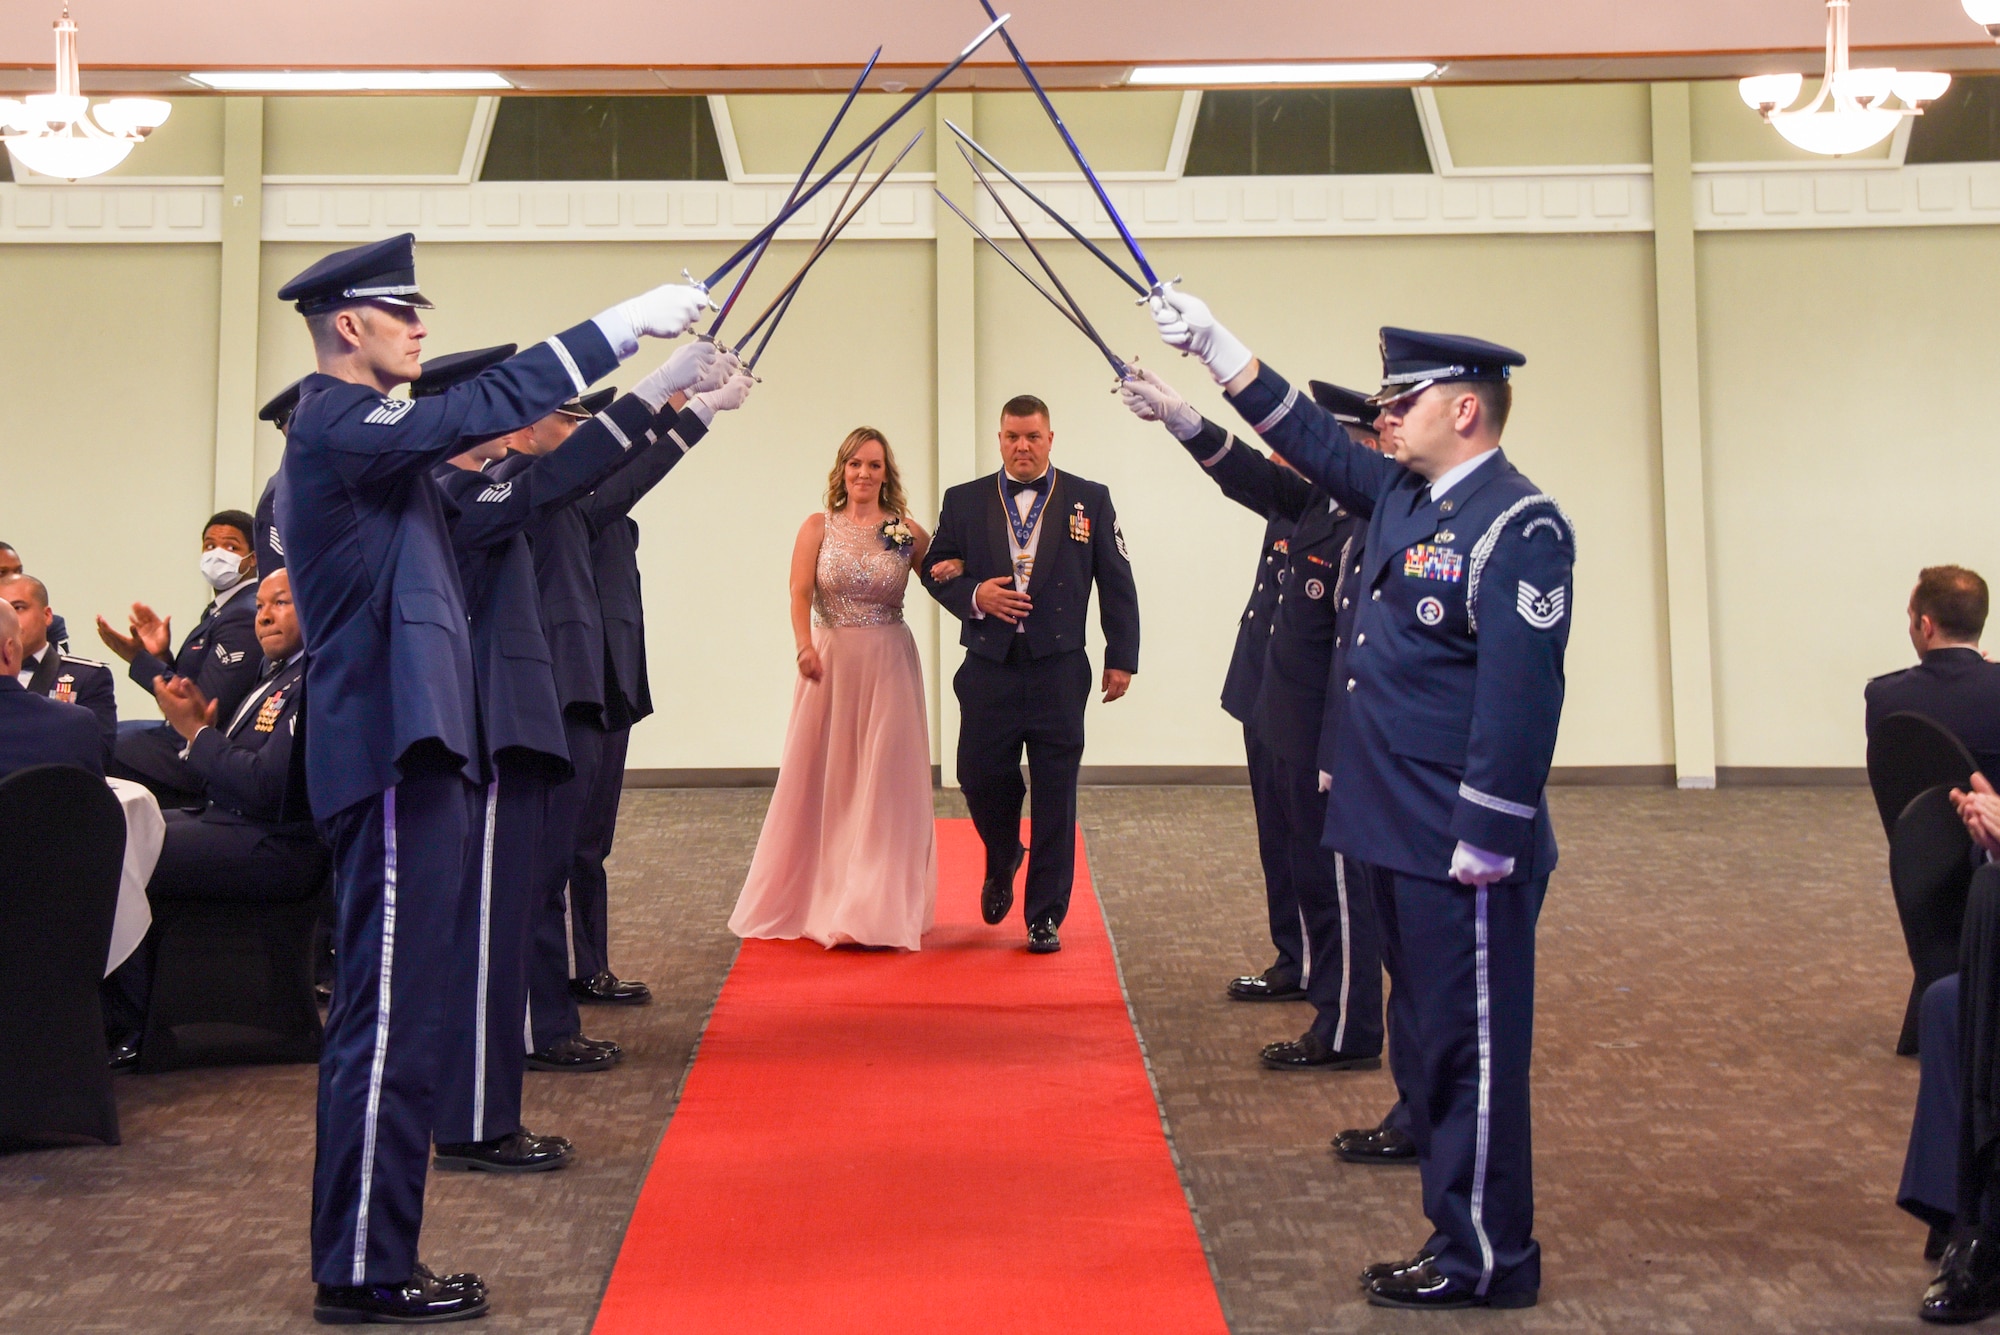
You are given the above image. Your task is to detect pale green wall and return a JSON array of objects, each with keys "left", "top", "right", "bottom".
[
  {"left": 726, "top": 93, "right": 939, "bottom": 176},
  {"left": 0, "top": 246, "right": 222, "bottom": 723},
  {"left": 263, "top": 97, "right": 478, "bottom": 176},
  {"left": 1698, "top": 225, "right": 2000, "bottom": 768},
  {"left": 100, "top": 96, "right": 224, "bottom": 177},
  {"left": 1433, "top": 85, "right": 1652, "bottom": 167},
  {"left": 1689, "top": 79, "right": 1895, "bottom": 164}
]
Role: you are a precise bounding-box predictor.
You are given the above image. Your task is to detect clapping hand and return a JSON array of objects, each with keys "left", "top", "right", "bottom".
[
  {"left": 154, "top": 674, "right": 217, "bottom": 742},
  {"left": 129, "top": 602, "right": 171, "bottom": 658},
  {"left": 95, "top": 614, "right": 139, "bottom": 663},
  {"left": 1952, "top": 773, "right": 2000, "bottom": 857}
]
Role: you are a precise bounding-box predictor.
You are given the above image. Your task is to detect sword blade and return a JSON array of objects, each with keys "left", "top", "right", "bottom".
[
  {"left": 733, "top": 141, "right": 883, "bottom": 350},
  {"left": 936, "top": 189, "right": 1128, "bottom": 380},
  {"left": 944, "top": 118, "right": 1145, "bottom": 296},
  {"left": 708, "top": 45, "right": 882, "bottom": 340},
  {"left": 974, "top": 0, "right": 1160, "bottom": 289},
  {"left": 699, "top": 14, "right": 1009, "bottom": 292}
]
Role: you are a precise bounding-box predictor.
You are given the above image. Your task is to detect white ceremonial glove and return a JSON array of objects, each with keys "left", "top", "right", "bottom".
[
  {"left": 1148, "top": 286, "right": 1253, "bottom": 386},
  {"left": 1117, "top": 365, "right": 1203, "bottom": 442},
  {"left": 633, "top": 342, "right": 735, "bottom": 411},
  {"left": 592, "top": 282, "right": 713, "bottom": 358},
  {"left": 690, "top": 371, "right": 754, "bottom": 425},
  {"left": 1449, "top": 840, "right": 1517, "bottom": 887},
  {"left": 1318, "top": 771, "right": 1332, "bottom": 794}
]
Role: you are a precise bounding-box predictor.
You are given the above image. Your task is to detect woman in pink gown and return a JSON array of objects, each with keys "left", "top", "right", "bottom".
[{"left": 730, "top": 428, "right": 940, "bottom": 950}]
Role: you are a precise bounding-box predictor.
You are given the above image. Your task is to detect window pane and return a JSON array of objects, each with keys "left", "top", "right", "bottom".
[
  {"left": 1907, "top": 75, "right": 2000, "bottom": 165},
  {"left": 480, "top": 96, "right": 727, "bottom": 181},
  {"left": 1185, "top": 89, "right": 1430, "bottom": 176}
]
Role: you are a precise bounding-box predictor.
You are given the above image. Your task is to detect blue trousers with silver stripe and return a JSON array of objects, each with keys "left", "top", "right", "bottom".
[
  {"left": 1394, "top": 870, "right": 1545, "bottom": 1300},
  {"left": 311, "top": 773, "right": 472, "bottom": 1287},
  {"left": 1243, "top": 724, "right": 1302, "bottom": 981},
  {"left": 1369, "top": 862, "right": 1424, "bottom": 1141},
  {"left": 435, "top": 762, "right": 549, "bottom": 1146},
  {"left": 1267, "top": 746, "right": 1382, "bottom": 1053}
]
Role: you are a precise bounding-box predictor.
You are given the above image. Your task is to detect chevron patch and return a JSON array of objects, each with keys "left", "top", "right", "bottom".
[
  {"left": 476, "top": 481, "right": 513, "bottom": 504},
  {"left": 1516, "top": 580, "right": 1566, "bottom": 630},
  {"left": 362, "top": 397, "right": 416, "bottom": 426}
]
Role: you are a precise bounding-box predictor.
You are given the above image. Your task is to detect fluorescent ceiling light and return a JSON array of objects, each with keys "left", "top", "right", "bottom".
[
  {"left": 1128, "top": 62, "right": 1438, "bottom": 86},
  {"left": 186, "top": 71, "right": 511, "bottom": 92}
]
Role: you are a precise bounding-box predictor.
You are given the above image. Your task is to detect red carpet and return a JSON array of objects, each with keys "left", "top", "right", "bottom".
[{"left": 592, "top": 820, "right": 1229, "bottom": 1334}]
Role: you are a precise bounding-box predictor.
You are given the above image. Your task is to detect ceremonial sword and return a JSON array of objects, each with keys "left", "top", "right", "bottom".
[
  {"left": 741, "top": 131, "right": 926, "bottom": 371},
  {"left": 706, "top": 46, "right": 882, "bottom": 344},
  {"left": 693, "top": 14, "right": 1009, "bottom": 296},
  {"left": 934, "top": 188, "right": 1130, "bottom": 381},
  {"left": 972, "top": 0, "right": 1166, "bottom": 297},
  {"left": 943, "top": 119, "right": 1145, "bottom": 297}
]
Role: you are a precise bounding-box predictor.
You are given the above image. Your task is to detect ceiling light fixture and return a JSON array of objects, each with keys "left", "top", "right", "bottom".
[
  {"left": 1127, "top": 62, "right": 1439, "bottom": 87},
  {"left": 0, "top": 4, "right": 171, "bottom": 182},
  {"left": 1739, "top": 0, "right": 1948, "bottom": 156},
  {"left": 185, "top": 71, "right": 512, "bottom": 92},
  {"left": 1965, "top": 0, "right": 2000, "bottom": 41}
]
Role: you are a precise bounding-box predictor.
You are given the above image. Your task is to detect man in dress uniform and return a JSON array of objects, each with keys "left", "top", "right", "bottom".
[
  {"left": 1119, "top": 373, "right": 1385, "bottom": 1071},
  {"left": 1866, "top": 565, "right": 2000, "bottom": 781},
  {"left": 97, "top": 511, "right": 264, "bottom": 805},
  {"left": 921, "top": 395, "right": 1141, "bottom": 954},
  {"left": 101, "top": 569, "right": 324, "bottom": 1064},
  {"left": 565, "top": 370, "right": 748, "bottom": 1007},
  {"left": 0, "top": 543, "right": 68, "bottom": 650},
  {"left": 4, "top": 574, "right": 116, "bottom": 760},
  {"left": 254, "top": 378, "right": 307, "bottom": 578},
  {"left": 273, "top": 230, "right": 709, "bottom": 1323},
  {"left": 1154, "top": 292, "right": 1572, "bottom": 1311},
  {"left": 0, "top": 599, "right": 102, "bottom": 780}
]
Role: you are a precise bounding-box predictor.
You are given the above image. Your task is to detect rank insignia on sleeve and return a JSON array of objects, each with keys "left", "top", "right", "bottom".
[
  {"left": 1517, "top": 581, "right": 1566, "bottom": 630},
  {"left": 255, "top": 689, "right": 286, "bottom": 733},
  {"left": 1069, "top": 504, "right": 1091, "bottom": 543},
  {"left": 1403, "top": 544, "right": 1464, "bottom": 583},
  {"left": 52, "top": 674, "right": 75, "bottom": 703}
]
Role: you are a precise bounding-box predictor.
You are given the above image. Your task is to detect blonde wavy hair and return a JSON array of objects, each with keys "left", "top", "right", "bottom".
[{"left": 824, "top": 426, "right": 908, "bottom": 517}]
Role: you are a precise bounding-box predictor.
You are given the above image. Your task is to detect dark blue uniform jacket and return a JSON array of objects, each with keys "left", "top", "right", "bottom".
[
  {"left": 184, "top": 652, "right": 314, "bottom": 830},
  {"left": 582, "top": 405, "right": 710, "bottom": 730},
  {"left": 436, "top": 393, "right": 662, "bottom": 778},
  {"left": 275, "top": 321, "right": 621, "bottom": 818},
  {"left": 0, "top": 676, "right": 103, "bottom": 780},
  {"left": 22, "top": 645, "right": 117, "bottom": 761},
  {"left": 922, "top": 469, "right": 1141, "bottom": 674},
  {"left": 1224, "top": 363, "right": 1575, "bottom": 880},
  {"left": 1178, "top": 418, "right": 1366, "bottom": 771},
  {"left": 255, "top": 473, "right": 285, "bottom": 577},
  {"left": 1220, "top": 515, "right": 1288, "bottom": 725},
  {"left": 128, "top": 585, "right": 262, "bottom": 734},
  {"left": 1866, "top": 646, "right": 2000, "bottom": 783}
]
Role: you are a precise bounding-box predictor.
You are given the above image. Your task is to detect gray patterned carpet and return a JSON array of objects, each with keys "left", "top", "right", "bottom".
[{"left": 0, "top": 786, "right": 1932, "bottom": 1332}]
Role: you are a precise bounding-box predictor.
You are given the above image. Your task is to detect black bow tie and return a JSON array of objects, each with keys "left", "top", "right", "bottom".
[{"left": 1005, "top": 473, "right": 1050, "bottom": 499}]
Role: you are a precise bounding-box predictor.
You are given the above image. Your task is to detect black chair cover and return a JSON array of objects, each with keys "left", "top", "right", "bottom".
[
  {"left": 1893, "top": 786, "right": 1979, "bottom": 1054},
  {"left": 1869, "top": 711, "right": 1978, "bottom": 841},
  {"left": 1957, "top": 864, "right": 2000, "bottom": 1230},
  {"left": 0, "top": 764, "right": 125, "bottom": 1148}
]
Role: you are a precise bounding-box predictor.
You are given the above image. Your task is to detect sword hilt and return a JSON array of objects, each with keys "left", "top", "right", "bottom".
[{"left": 685, "top": 269, "right": 719, "bottom": 311}]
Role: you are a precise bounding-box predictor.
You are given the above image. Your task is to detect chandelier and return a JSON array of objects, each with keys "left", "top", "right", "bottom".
[
  {"left": 1738, "top": 0, "right": 1949, "bottom": 157},
  {"left": 1966, "top": 0, "right": 2000, "bottom": 40},
  {"left": 0, "top": 5, "right": 170, "bottom": 181}
]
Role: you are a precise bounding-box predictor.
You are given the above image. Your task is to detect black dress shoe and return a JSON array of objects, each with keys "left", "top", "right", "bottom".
[
  {"left": 1259, "top": 1031, "right": 1382, "bottom": 1071},
  {"left": 1026, "top": 919, "right": 1061, "bottom": 953},
  {"left": 1359, "top": 1251, "right": 1435, "bottom": 1287},
  {"left": 411, "top": 1264, "right": 483, "bottom": 1299},
  {"left": 1930, "top": 1223, "right": 1952, "bottom": 1263},
  {"left": 983, "top": 843, "right": 1025, "bottom": 925},
  {"left": 1333, "top": 1126, "right": 1419, "bottom": 1164},
  {"left": 1366, "top": 1260, "right": 1536, "bottom": 1310},
  {"left": 314, "top": 1268, "right": 489, "bottom": 1324},
  {"left": 107, "top": 1037, "right": 140, "bottom": 1072},
  {"left": 1924, "top": 1235, "right": 2000, "bottom": 1324},
  {"left": 1226, "top": 967, "right": 1305, "bottom": 1002},
  {"left": 526, "top": 1035, "right": 620, "bottom": 1073},
  {"left": 433, "top": 1130, "right": 575, "bottom": 1174},
  {"left": 570, "top": 971, "right": 652, "bottom": 1006}
]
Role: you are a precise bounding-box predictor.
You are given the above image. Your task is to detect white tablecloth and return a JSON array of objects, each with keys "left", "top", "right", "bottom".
[{"left": 105, "top": 777, "right": 162, "bottom": 976}]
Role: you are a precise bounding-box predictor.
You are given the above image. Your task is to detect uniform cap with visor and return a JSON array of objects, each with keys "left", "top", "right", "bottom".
[
  {"left": 1370, "top": 327, "right": 1525, "bottom": 409},
  {"left": 276, "top": 232, "right": 435, "bottom": 317}
]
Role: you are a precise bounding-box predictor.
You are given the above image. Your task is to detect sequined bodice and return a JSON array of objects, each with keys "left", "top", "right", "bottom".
[{"left": 813, "top": 510, "right": 910, "bottom": 628}]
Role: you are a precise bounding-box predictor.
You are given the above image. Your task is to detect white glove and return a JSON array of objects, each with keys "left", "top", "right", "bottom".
[
  {"left": 1449, "top": 841, "right": 1516, "bottom": 887},
  {"left": 1149, "top": 286, "right": 1253, "bottom": 386},
  {"left": 1117, "top": 366, "right": 1203, "bottom": 442},
  {"left": 690, "top": 371, "right": 754, "bottom": 425},
  {"left": 592, "top": 282, "right": 713, "bottom": 358},
  {"left": 632, "top": 343, "right": 735, "bottom": 411}
]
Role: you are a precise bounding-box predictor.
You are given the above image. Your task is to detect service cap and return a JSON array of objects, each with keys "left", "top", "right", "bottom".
[
  {"left": 258, "top": 377, "right": 306, "bottom": 430},
  {"left": 555, "top": 388, "right": 616, "bottom": 420},
  {"left": 411, "top": 344, "right": 519, "bottom": 399},
  {"left": 1372, "top": 327, "right": 1525, "bottom": 407},
  {"left": 1308, "top": 380, "right": 1378, "bottom": 429},
  {"left": 277, "top": 233, "right": 434, "bottom": 317}
]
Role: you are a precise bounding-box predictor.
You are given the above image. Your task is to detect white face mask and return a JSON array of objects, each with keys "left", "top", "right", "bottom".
[{"left": 200, "top": 547, "right": 246, "bottom": 593}]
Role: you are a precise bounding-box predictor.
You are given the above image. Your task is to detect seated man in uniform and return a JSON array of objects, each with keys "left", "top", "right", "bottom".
[
  {"left": 0, "top": 541, "right": 69, "bottom": 649},
  {"left": 100, "top": 569, "right": 324, "bottom": 1065},
  {"left": 4, "top": 574, "right": 116, "bottom": 762},
  {"left": 96, "top": 510, "right": 264, "bottom": 806},
  {"left": 1867, "top": 565, "right": 2000, "bottom": 780},
  {"left": 0, "top": 599, "right": 103, "bottom": 780}
]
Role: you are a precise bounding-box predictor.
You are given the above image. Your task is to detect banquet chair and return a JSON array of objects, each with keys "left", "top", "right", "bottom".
[
  {"left": 0, "top": 763, "right": 125, "bottom": 1148},
  {"left": 1891, "top": 785, "right": 1979, "bottom": 1056},
  {"left": 1869, "top": 711, "right": 1978, "bottom": 841}
]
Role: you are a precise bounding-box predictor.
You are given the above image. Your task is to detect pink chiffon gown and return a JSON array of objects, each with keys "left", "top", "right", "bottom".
[{"left": 729, "top": 510, "right": 938, "bottom": 950}]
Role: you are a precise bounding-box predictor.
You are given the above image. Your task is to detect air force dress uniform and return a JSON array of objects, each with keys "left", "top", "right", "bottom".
[
  {"left": 0, "top": 673, "right": 104, "bottom": 780},
  {"left": 1220, "top": 326, "right": 1572, "bottom": 1308},
  {"left": 273, "top": 234, "right": 626, "bottom": 1296},
  {"left": 111, "top": 577, "right": 262, "bottom": 802},
  {"left": 254, "top": 378, "right": 305, "bottom": 579},
  {"left": 1168, "top": 386, "right": 1384, "bottom": 1065},
  {"left": 21, "top": 644, "right": 117, "bottom": 763}
]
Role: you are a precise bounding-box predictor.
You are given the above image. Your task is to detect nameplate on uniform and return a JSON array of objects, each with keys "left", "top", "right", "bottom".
[
  {"left": 1068, "top": 504, "right": 1091, "bottom": 543},
  {"left": 1403, "top": 544, "right": 1464, "bottom": 583},
  {"left": 52, "top": 674, "right": 75, "bottom": 704},
  {"left": 255, "top": 689, "right": 287, "bottom": 733}
]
